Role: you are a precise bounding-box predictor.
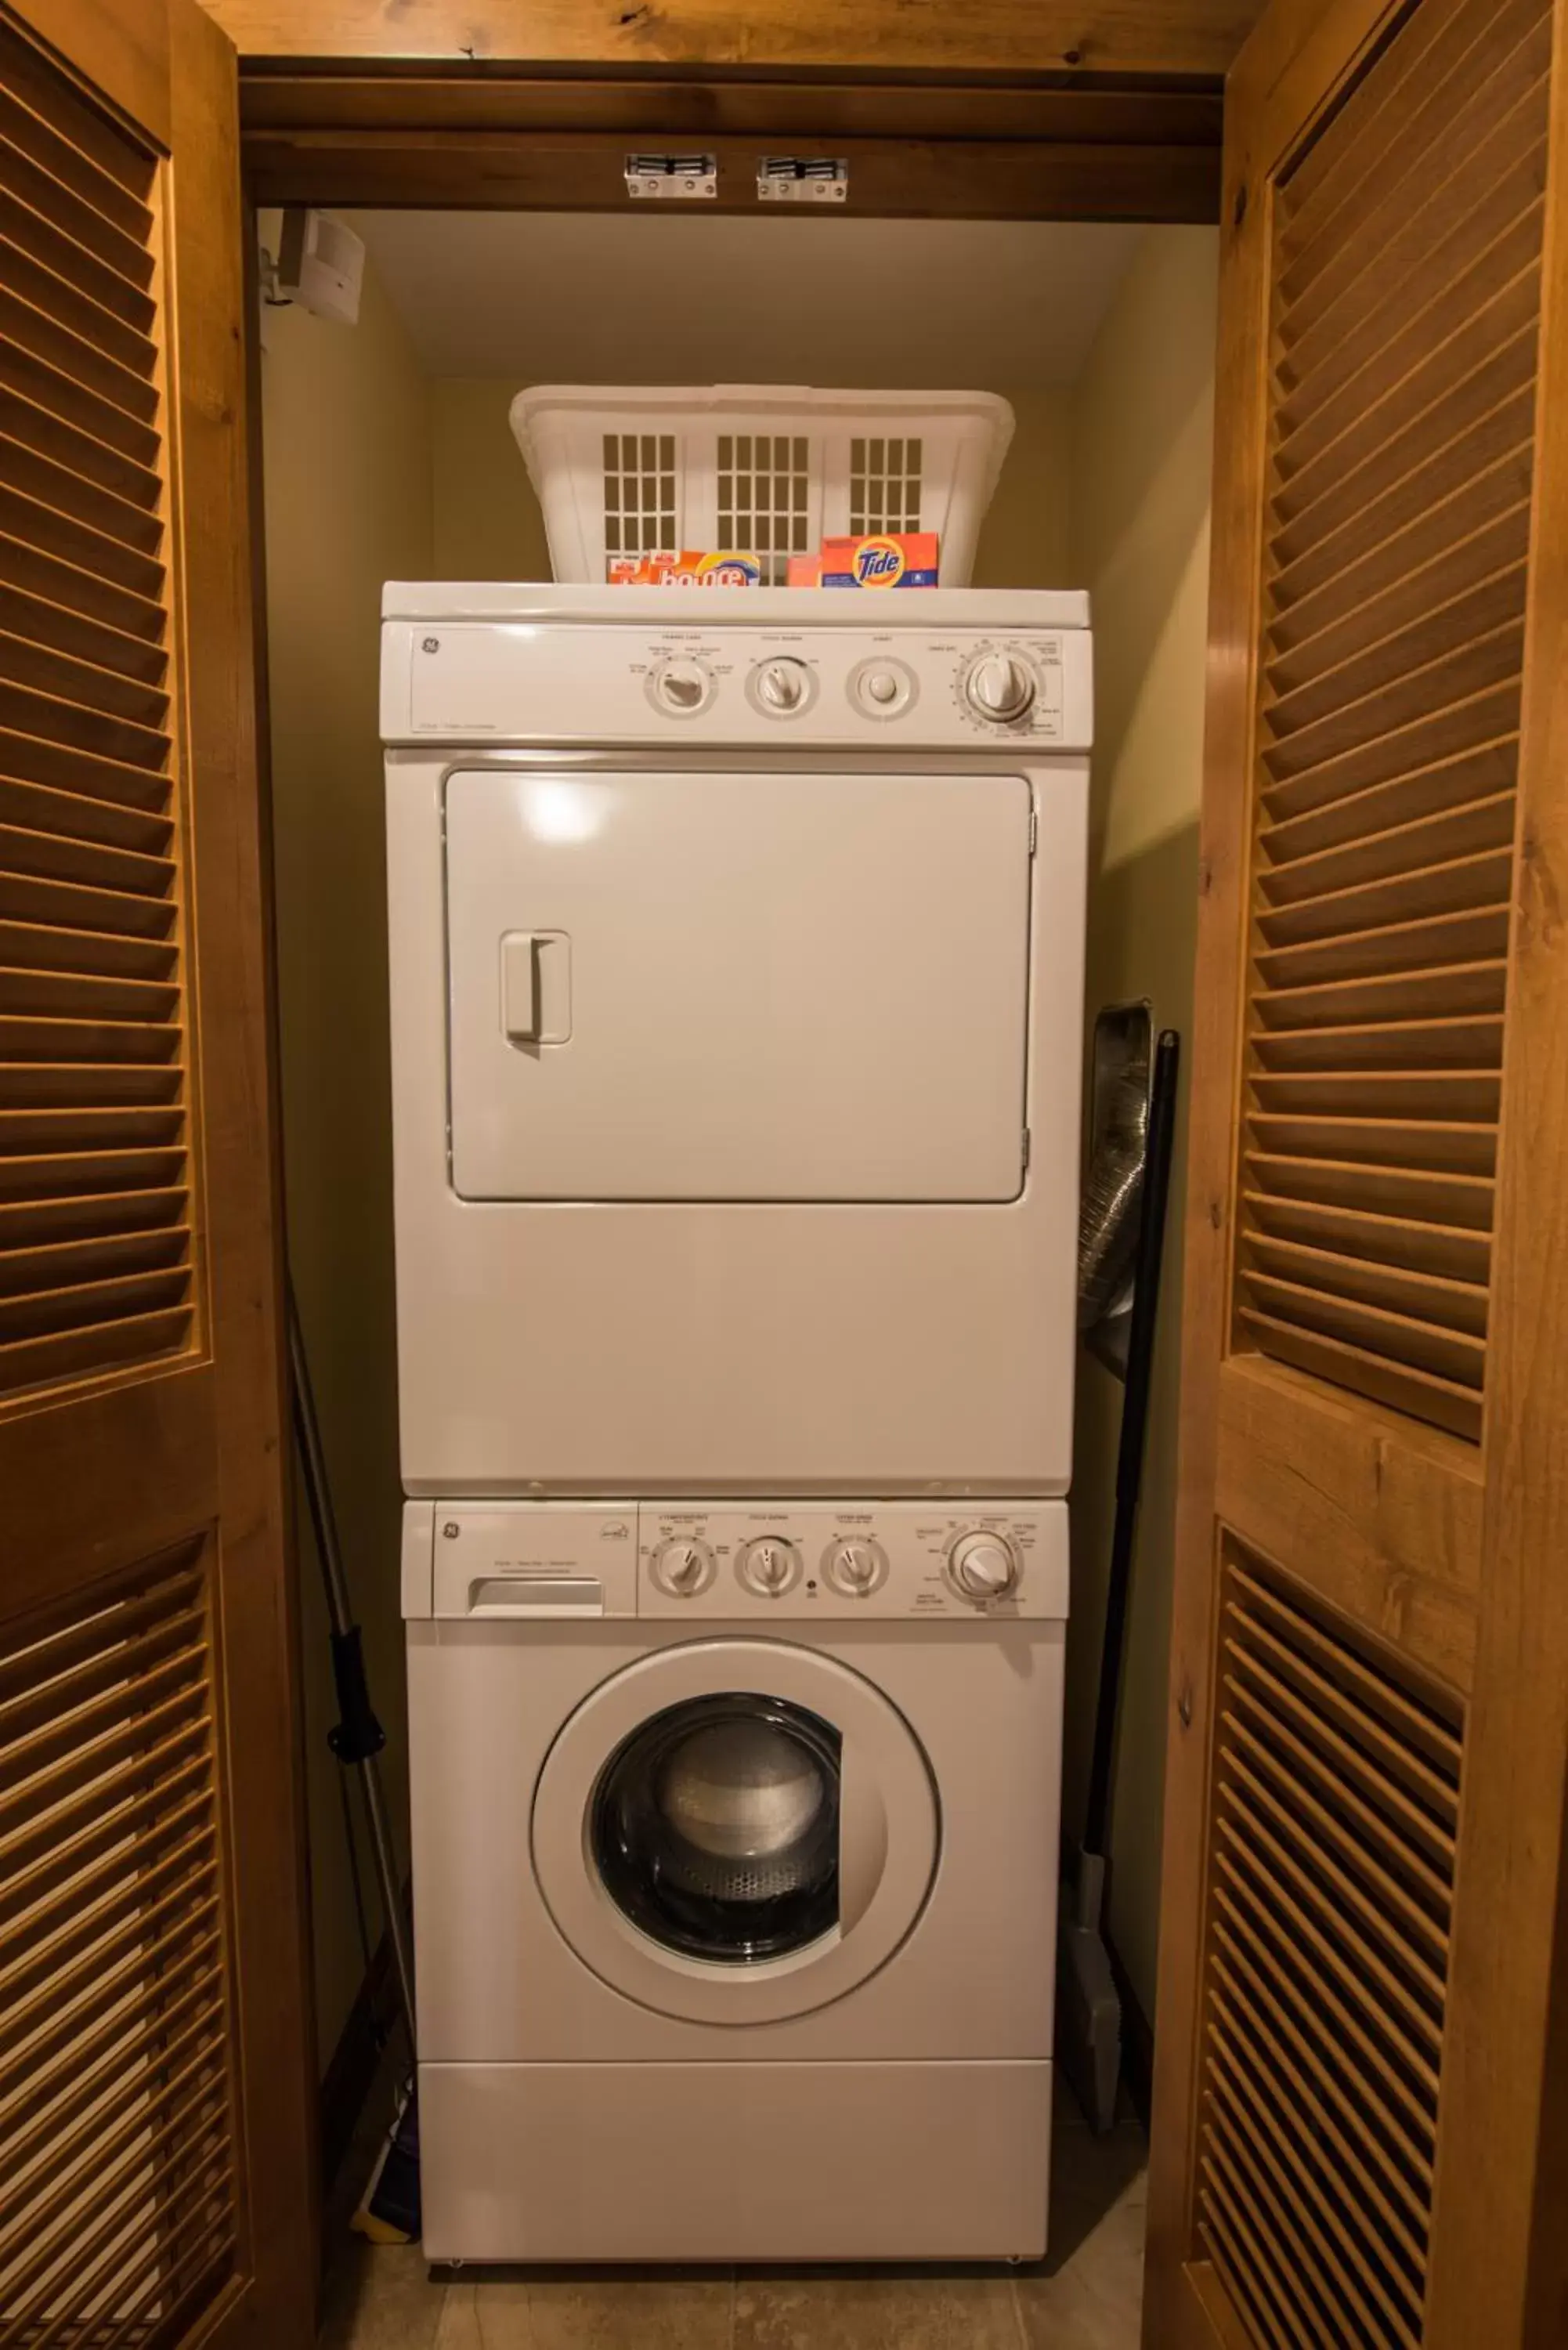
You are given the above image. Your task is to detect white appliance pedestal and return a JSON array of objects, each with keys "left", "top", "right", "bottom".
[{"left": 419, "top": 2058, "right": 1053, "bottom": 2265}]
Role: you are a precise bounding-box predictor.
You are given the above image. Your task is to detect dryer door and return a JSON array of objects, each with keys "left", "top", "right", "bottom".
[
  {"left": 531, "top": 1640, "right": 938, "bottom": 2025},
  {"left": 445, "top": 768, "right": 1032, "bottom": 1202}
]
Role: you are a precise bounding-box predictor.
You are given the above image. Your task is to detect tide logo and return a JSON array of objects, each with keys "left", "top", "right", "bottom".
[{"left": 851, "top": 536, "right": 908, "bottom": 588}]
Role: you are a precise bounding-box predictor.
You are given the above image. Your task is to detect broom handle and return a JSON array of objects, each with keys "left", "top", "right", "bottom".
[
  {"left": 287, "top": 1284, "right": 418, "bottom": 2058},
  {"left": 1082, "top": 1029, "right": 1181, "bottom": 1863}
]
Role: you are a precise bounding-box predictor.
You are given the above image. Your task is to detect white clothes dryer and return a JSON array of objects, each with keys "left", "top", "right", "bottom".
[
  {"left": 402, "top": 1496, "right": 1068, "bottom": 2265},
  {"left": 382, "top": 584, "right": 1091, "bottom": 1501}
]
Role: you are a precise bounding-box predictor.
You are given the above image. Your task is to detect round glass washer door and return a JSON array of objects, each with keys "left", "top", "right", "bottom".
[
  {"left": 532, "top": 1639, "right": 940, "bottom": 2026},
  {"left": 594, "top": 1691, "right": 841, "bottom": 1965}
]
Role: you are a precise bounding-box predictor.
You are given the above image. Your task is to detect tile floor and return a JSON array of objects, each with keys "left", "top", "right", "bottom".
[{"left": 320, "top": 2076, "right": 1146, "bottom": 2349}]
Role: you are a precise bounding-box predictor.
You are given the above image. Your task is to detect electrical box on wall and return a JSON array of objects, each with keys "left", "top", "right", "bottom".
[{"left": 276, "top": 208, "right": 366, "bottom": 325}]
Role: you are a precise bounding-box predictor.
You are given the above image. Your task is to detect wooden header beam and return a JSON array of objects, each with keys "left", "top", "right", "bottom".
[
  {"left": 238, "top": 66, "right": 1225, "bottom": 220},
  {"left": 207, "top": 0, "right": 1264, "bottom": 78},
  {"left": 242, "top": 123, "right": 1221, "bottom": 218},
  {"left": 240, "top": 65, "right": 1224, "bottom": 217}
]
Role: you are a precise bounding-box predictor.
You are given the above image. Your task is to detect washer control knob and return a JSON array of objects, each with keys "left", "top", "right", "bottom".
[
  {"left": 823, "top": 1538, "right": 887, "bottom": 1598},
  {"left": 737, "top": 1536, "right": 801, "bottom": 1598},
  {"left": 755, "top": 656, "right": 809, "bottom": 713},
  {"left": 651, "top": 1537, "right": 714, "bottom": 1597},
  {"left": 948, "top": 1531, "right": 1019, "bottom": 1603},
  {"left": 865, "top": 670, "right": 901, "bottom": 707},
  {"left": 653, "top": 656, "right": 712, "bottom": 714},
  {"left": 964, "top": 652, "right": 1035, "bottom": 725}
]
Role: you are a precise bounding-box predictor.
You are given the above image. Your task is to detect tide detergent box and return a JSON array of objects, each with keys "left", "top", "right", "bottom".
[
  {"left": 607, "top": 551, "right": 761, "bottom": 587},
  {"left": 817, "top": 532, "right": 940, "bottom": 588}
]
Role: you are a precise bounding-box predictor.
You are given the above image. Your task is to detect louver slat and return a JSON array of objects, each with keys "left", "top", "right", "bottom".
[
  {"left": 0, "top": 21, "right": 191, "bottom": 1404},
  {"left": 1196, "top": 1554, "right": 1464, "bottom": 2349},
  {"left": 1236, "top": 1, "right": 1548, "bottom": 1440}
]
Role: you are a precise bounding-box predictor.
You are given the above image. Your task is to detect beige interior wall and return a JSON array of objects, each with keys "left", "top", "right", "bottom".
[
  {"left": 432, "top": 379, "right": 553, "bottom": 580},
  {"left": 430, "top": 377, "right": 1074, "bottom": 587},
  {"left": 1064, "top": 226, "right": 1219, "bottom": 2020},
  {"left": 970, "top": 390, "right": 1075, "bottom": 590},
  {"left": 259, "top": 230, "right": 432, "bottom": 2074}
]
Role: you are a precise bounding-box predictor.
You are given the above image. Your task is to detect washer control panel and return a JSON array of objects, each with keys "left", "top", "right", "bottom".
[
  {"left": 638, "top": 1502, "right": 1065, "bottom": 1621},
  {"left": 412, "top": 1500, "right": 1068, "bottom": 1620}
]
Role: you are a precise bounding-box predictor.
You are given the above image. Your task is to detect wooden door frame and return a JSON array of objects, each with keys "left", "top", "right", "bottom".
[
  {"left": 226, "top": 0, "right": 1243, "bottom": 2261},
  {"left": 226, "top": 0, "right": 1568, "bottom": 2337}
]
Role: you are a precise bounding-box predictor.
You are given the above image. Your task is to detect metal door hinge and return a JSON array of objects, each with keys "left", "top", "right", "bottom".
[
  {"left": 625, "top": 153, "right": 717, "bottom": 201},
  {"left": 757, "top": 157, "right": 849, "bottom": 204},
  {"left": 1028, "top": 805, "right": 1038, "bottom": 855}
]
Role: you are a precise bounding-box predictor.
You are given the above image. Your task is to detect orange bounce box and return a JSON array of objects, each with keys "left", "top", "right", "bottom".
[
  {"left": 607, "top": 551, "right": 761, "bottom": 586},
  {"left": 789, "top": 532, "right": 940, "bottom": 588}
]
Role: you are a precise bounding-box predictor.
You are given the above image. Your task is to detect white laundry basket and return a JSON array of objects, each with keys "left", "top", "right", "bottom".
[{"left": 510, "top": 385, "right": 1014, "bottom": 586}]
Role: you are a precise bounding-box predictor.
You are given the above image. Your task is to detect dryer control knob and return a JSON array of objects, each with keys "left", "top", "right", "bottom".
[
  {"left": 755, "top": 657, "right": 810, "bottom": 713},
  {"left": 824, "top": 1538, "right": 887, "bottom": 1597},
  {"left": 652, "top": 1537, "right": 714, "bottom": 1597},
  {"left": 653, "top": 656, "right": 713, "bottom": 714},
  {"left": 963, "top": 652, "right": 1035, "bottom": 725},
  {"left": 737, "top": 1537, "right": 802, "bottom": 1598},
  {"left": 948, "top": 1531, "right": 1019, "bottom": 1603}
]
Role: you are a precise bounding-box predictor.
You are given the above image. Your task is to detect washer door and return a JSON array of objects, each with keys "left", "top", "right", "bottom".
[{"left": 532, "top": 1640, "right": 939, "bottom": 2025}]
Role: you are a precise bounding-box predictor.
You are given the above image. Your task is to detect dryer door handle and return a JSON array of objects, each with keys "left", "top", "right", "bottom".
[
  {"left": 838, "top": 1741, "right": 889, "bottom": 1936},
  {"left": 500, "top": 928, "right": 573, "bottom": 1048},
  {"left": 501, "top": 931, "right": 540, "bottom": 1041}
]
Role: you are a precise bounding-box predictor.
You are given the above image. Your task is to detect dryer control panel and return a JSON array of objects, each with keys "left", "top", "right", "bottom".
[
  {"left": 406, "top": 1500, "right": 1068, "bottom": 1622},
  {"left": 382, "top": 616, "right": 1093, "bottom": 751}
]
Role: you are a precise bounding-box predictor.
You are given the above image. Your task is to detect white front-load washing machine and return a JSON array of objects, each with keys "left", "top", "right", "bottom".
[
  {"left": 382, "top": 582, "right": 1092, "bottom": 2263},
  {"left": 402, "top": 1496, "right": 1068, "bottom": 2263}
]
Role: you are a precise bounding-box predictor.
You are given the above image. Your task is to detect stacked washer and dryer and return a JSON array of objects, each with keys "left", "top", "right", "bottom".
[{"left": 383, "top": 579, "right": 1091, "bottom": 2262}]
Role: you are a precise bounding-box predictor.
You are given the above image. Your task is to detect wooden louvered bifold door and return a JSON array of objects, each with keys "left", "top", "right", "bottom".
[
  {"left": 1148, "top": 0, "right": 1568, "bottom": 2345},
  {"left": 0, "top": 3, "right": 314, "bottom": 2348},
  {"left": 0, "top": 10, "right": 193, "bottom": 1399},
  {"left": 1239, "top": 0, "right": 1552, "bottom": 1446}
]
